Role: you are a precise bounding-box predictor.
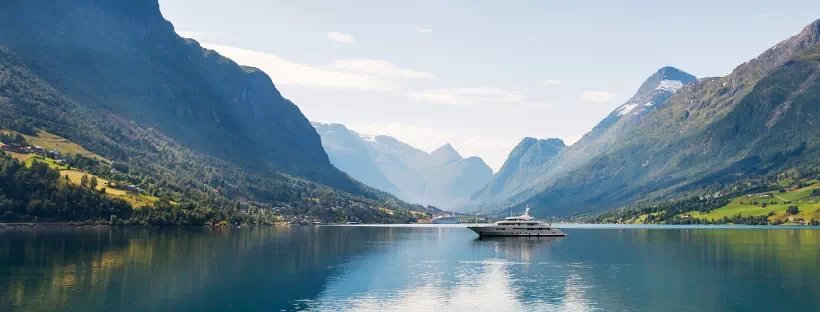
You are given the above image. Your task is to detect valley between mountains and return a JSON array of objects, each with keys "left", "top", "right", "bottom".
[
  {"left": 0, "top": 0, "right": 819, "bottom": 225},
  {"left": 314, "top": 19, "right": 820, "bottom": 225}
]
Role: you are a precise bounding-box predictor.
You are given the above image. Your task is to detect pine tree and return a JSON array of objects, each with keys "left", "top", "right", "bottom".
[{"left": 80, "top": 174, "right": 89, "bottom": 187}]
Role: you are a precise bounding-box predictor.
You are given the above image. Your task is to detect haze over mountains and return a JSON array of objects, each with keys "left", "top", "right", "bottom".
[
  {"left": 471, "top": 19, "right": 820, "bottom": 217},
  {"left": 313, "top": 122, "right": 493, "bottom": 210}
]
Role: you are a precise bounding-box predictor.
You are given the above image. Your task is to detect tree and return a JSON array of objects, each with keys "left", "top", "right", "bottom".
[
  {"left": 787, "top": 205, "right": 799, "bottom": 215},
  {"left": 80, "top": 174, "right": 89, "bottom": 187},
  {"left": 90, "top": 176, "right": 98, "bottom": 190}
]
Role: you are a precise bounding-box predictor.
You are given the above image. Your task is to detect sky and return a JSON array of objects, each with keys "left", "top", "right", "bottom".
[{"left": 158, "top": 0, "right": 820, "bottom": 171}]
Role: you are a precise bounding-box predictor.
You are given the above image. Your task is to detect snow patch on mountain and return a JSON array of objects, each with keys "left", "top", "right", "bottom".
[
  {"left": 657, "top": 80, "right": 683, "bottom": 92},
  {"left": 616, "top": 103, "right": 639, "bottom": 116},
  {"left": 359, "top": 134, "right": 377, "bottom": 143}
]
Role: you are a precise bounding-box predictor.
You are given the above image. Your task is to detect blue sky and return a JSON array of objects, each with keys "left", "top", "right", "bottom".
[{"left": 159, "top": 0, "right": 820, "bottom": 171}]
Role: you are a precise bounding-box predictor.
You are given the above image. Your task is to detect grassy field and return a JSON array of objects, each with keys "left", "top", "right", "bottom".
[
  {"left": 2, "top": 128, "right": 160, "bottom": 209},
  {"left": 1, "top": 129, "right": 109, "bottom": 163},
  {"left": 682, "top": 184, "right": 820, "bottom": 223},
  {"left": 7, "top": 151, "right": 32, "bottom": 163},
  {"left": 60, "top": 170, "right": 157, "bottom": 208},
  {"left": 23, "top": 154, "right": 69, "bottom": 170}
]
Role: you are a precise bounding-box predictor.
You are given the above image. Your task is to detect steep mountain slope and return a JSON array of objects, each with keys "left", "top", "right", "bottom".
[
  {"left": 311, "top": 122, "right": 400, "bottom": 195},
  {"left": 312, "top": 123, "right": 493, "bottom": 209},
  {"left": 471, "top": 138, "right": 565, "bottom": 204},
  {"left": 472, "top": 67, "right": 697, "bottom": 208},
  {"left": 0, "top": 0, "right": 358, "bottom": 192},
  {"left": 518, "top": 19, "right": 820, "bottom": 217},
  {"left": 0, "top": 0, "right": 427, "bottom": 223}
]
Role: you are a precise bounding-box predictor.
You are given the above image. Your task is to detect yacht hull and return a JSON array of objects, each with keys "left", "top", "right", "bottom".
[{"left": 467, "top": 226, "right": 567, "bottom": 237}]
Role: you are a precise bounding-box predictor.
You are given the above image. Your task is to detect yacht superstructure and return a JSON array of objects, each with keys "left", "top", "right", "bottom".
[{"left": 467, "top": 206, "right": 566, "bottom": 237}]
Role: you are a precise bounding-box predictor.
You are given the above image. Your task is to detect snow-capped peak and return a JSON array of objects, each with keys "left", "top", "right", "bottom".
[{"left": 656, "top": 80, "right": 683, "bottom": 92}]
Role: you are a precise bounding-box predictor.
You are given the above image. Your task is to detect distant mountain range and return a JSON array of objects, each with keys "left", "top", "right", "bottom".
[
  {"left": 313, "top": 122, "right": 493, "bottom": 210},
  {"left": 474, "top": 19, "right": 820, "bottom": 217},
  {"left": 3, "top": 0, "right": 818, "bottom": 223}
]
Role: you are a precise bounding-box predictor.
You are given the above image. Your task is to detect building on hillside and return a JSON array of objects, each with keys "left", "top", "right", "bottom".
[
  {"left": 47, "top": 148, "right": 61, "bottom": 159},
  {"left": 1, "top": 143, "right": 27, "bottom": 153},
  {"left": 32, "top": 146, "right": 45, "bottom": 155},
  {"left": 125, "top": 184, "right": 144, "bottom": 193}
]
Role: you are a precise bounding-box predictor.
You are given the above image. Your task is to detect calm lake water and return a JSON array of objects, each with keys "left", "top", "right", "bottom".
[{"left": 1, "top": 225, "right": 818, "bottom": 311}]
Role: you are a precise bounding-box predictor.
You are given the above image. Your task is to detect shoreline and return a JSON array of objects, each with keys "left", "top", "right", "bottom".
[{"left": 2, "top": 222, "right": 819, "bottom": 229}]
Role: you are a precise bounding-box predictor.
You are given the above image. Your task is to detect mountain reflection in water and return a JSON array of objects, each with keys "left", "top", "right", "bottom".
[
  {"left": 302, "top": 235, "right": 586, "bottom": 311},
  {"left": 1, "top": 226, "right": 818, "bottom": 312}
]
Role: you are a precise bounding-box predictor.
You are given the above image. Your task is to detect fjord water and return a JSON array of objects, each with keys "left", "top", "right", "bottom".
[{"left": 1, "top": 226, "right": 818, "bottom": 311}]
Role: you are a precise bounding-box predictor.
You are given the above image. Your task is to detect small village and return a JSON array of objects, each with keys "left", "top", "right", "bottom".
[{"left": 0, "top": 139, "right": 66, "bottom": 164}]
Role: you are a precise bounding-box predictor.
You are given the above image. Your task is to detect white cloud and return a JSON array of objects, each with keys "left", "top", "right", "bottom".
[
  {"left": 351, "top": 122, "right": 517, "bottom": 171},
  {"left": 198, "top": 43, "right": 392, "bottom": 90},
  {"left": 417, "top": 28, "right": 433, "bottom": 33},
  {"left": 580, "top": 90, "right": 617, "bottom": 103},
  {"left": 408, "top": 87, "right": 545, "bottom": 107},
  {"left": 328, "top": 31, "right": 355, "bottom": 43},
  {"left": 527, "top": 35, "right": 538, "bottom": 40},
  {"left": 330, "top": 60, "right": 435, "bottom": 80},
  {"left": 544, "top": 80, "right": 565, "bottom": 86}
]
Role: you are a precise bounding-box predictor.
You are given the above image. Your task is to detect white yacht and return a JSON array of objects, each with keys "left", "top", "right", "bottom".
[
  {"left": 467, "top": 206, "right": 566, "bottom": 237},
  {"left": 432, "top": 214, "right": 461, "bottom": 224}
]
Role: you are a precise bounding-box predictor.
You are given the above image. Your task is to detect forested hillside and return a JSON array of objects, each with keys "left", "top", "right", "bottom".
[{"left": 0, "top": 0, "right": 429, "bottom": 224}]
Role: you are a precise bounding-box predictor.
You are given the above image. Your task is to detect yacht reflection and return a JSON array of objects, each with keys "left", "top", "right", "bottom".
[{"left": 474, "top": 236, "right": 563, "bottom": 263}]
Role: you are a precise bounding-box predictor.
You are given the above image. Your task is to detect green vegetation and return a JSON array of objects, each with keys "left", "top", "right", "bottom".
[
  {"left": 523, "top": 35, "right": 820, "bottom": 217},
  {"left": 587, "top": 166, "right": 820, "bottom": 226},
  {"left": 0, "top": 153, "right": 132, "bottom": 222},
  {"left": 0, "top": 4, "right": 435, "bottom": 225},
  {"left": 0, "top": 152, "right": 426, "bottom": 225}
]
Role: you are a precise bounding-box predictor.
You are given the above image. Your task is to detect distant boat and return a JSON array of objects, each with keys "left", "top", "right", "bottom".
[
  {"left": 346, "top": 221, "right": 361, "bottom": 225},
  {"left": 467, "top": 206, "right": 566, "bottom": 237},
  {"left": 432, "top": 215, "right": 460, "bottom": 224}
]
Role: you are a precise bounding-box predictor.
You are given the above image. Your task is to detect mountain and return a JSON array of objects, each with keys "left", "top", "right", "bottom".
[
  {"left": 500, "top": 19, "right": 820, "bottom": 217},
  {"left": 471, "top": 67, "right": 697, "bottom": 208},
  {"left": 0, "top": 0, "right": 358, "bottom": 189},
  {"left": 311, "top": 122, "right": 400, "bottom": 195},
  {"left": 312, "top": 123, "right": 494, "bottom": 210},
  {"left": 0, "top": 0, "right": 427, "bottom": 224},
  {"left": 429, "top": 143, "right": 462, "bottom": 166},
  {"left": 470, "top": 137, "right": 565, "bottom": 205}
]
